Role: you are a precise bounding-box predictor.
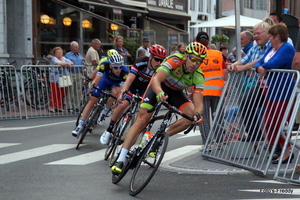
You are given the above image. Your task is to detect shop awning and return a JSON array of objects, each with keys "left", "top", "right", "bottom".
[
  {"left": 146, "top": 17, "right": 188, "bottom": 34},
  {"left": 114, "top": 0, "right": 147, "bottom": 9},
  {"left": 52, "top": 0, "right": 129, "bottom": 28},
  {"left": 147, "top": 6, "right": 191, "bottom": 20},
  {"left": 78, "top": 0, "right": 148, "bottom": 14}
]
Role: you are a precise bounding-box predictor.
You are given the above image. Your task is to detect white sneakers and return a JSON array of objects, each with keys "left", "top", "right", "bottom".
[
  {"left": 100, "top": 130, "right": 111, "bottom": 145},
  {"left": 72, "top": 126, "right": 82, "bottom": 137}
]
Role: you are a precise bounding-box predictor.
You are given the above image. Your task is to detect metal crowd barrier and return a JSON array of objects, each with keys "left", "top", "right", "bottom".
[
  {"left": 0, "top": 65, "right": 90, "bottom": 119},
  {"left": 0, "top": 65, "right": 22, "bottom": 119},
  {"left": 0, "top": 64, "right": 132, "bottom": 120},
  {"left": 274, "top": 92, "right": 300, "bottom": 184},
  {"left": 202, "top": 69, "right": 300, "bottom": 178}
]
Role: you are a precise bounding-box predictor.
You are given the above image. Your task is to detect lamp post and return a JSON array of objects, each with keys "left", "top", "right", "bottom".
[
  {"left": 40, "top": 14, "right": 50, "bottom": 24},
  {"left": 63, "top": 17, "right": 72, "bottom": 26}
]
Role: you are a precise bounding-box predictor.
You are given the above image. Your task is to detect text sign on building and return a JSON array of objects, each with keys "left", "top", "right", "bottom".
[{"left": 147, "top": 0, "right": 186, "bottom": 12}]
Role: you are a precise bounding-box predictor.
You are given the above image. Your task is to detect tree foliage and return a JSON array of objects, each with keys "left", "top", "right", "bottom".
[{"left": 211, "top": 34, "right": 229, "bottom": 48}]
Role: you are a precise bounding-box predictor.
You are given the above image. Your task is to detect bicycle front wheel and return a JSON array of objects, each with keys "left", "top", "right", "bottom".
[{"left": 129, "top": 132, "right": 169, "bottom": 196}]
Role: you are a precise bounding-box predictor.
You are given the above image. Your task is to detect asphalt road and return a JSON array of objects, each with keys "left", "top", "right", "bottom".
[{"left": 0, "top": 116, "right": 299, "bottom": 200}]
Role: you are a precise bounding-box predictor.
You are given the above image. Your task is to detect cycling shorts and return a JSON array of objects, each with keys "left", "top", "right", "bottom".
[
  {"left": 92, "top": 74, "right": 123, "bottom": 97},
  {"left": 141, "top": 83, "right": 193, "bottom": 111}
]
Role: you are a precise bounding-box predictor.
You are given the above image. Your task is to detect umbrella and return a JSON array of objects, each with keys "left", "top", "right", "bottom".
[{"left": 190, "top": 15, "right": 262, "bottom": 28}]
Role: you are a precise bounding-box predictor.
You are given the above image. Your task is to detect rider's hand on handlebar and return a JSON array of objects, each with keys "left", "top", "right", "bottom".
[
  {"left": 156, "top": 92, "right": 168, "bottom": 102},
  {"left": 192, "top": 112, "right": 204, "bottom": 126}
]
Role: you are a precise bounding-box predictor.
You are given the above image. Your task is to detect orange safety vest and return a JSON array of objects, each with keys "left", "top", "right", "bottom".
[{"left": 200, "top": 49, "right": 225, "bottom": 96}]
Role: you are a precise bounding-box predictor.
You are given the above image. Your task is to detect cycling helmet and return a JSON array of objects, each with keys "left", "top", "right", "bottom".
[
  {"left": 109, "top": 54, "right": 124, "bottom": 65},
  {"left": 185, "top": 42, "right": 208, "bottom": 59},
  {"left": 149, "top": 44, "right": 167, "bottom": 58},
  {"left": 107, "top": 49, "right": 118, "bottom": 58}
]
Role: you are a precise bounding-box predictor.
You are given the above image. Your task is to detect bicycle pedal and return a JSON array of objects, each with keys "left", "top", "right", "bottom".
[{"left": 117, "top": 139, "right": 124, "bottom": 145}]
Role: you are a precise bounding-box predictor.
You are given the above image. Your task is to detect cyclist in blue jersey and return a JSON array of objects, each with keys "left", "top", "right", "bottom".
[
  {"left": 100, "top": 44, "right": 168, "bottom": 145},
  {"left": 71, "top": 54, "right": 129, "bottom": 137}
]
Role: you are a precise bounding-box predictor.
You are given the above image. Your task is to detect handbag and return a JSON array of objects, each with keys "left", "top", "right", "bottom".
[{"left": 58, "top": 75, "right": 72, "bottom": 88}]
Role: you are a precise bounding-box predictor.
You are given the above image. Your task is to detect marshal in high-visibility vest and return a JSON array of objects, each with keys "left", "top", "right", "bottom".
[{"left": 200, "top": 49, "right": 225, "bottom": 96}]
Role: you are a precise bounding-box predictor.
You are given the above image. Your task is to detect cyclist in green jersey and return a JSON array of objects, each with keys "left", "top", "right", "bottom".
[{"left": 111, "top": 42, "right": 207, "bottom": 174}]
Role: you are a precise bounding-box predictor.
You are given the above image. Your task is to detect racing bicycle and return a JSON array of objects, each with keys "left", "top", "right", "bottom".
[
  {"left": 111, "top": 101, "right": 195, "bottom": 196},
  {"left": 75, "top": 87, "right": 116, "bottom": 149},
  {"left": 104, "top": 90, "right": 142, "bottom": 166}
]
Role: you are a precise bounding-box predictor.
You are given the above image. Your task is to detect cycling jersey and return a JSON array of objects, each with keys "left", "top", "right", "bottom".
[
  {"left": 157, "top": 53, "right": 205, "bottom": 92},
  {"left": 92, "top": 62, "right": 128, "bottom": 97},
  {"left": 141, "top": 54, "right": 205, "bottom": 110},
  {"left": 123, "top": 56, "right": 156, "bottom": 100},
  {"left": 96, "top": 57, "right": 108, "bottom": 70}
]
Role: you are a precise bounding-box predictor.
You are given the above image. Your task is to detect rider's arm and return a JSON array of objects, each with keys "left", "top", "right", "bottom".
[
  {"left": 121, "top": 72, "right": 136, "bottom": 93},
  {"left": 151, "top": 69, "right": 169, "bottom": 101},
  {"left": 192, "top": 90, "right": 204, "bottom": 115},
  {"left": 91, "top": 71, "right": 103, "bottom": 86}
]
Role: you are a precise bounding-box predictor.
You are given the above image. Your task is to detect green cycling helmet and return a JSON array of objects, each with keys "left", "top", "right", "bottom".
[
  {"left": 107, "top": 49, "right": 118, "bottom": 58},
  {"left": 185, "top": 42, "right": 208, "bottom": 59}
]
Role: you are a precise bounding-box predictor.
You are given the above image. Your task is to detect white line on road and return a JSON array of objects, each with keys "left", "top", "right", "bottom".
[
  {"left": 162, "top": 145, "right": 200, "bottom": 163},
  {"left": 0, "top": 144, "right": 75, "bottom": 164},
  {"left": 0, "top": 143, "right": 21, "bottom": 148},
  {"left": 45, "top": 149, "right": 106, "bottom": 165},
  {"left": 0, "top": 120, "right": 75, "bottom": 131}
]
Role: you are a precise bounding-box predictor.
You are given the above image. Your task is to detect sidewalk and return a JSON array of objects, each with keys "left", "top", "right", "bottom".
[{"left": 159, "top": 147, "right": 296, "bottom": 175}]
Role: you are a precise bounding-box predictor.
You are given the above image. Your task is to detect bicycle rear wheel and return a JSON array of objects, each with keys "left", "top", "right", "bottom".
[{"left": 129, "top": 132, "right": 169, "bottom": 196}]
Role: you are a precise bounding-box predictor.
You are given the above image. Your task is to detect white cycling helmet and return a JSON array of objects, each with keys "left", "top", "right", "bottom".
[{"left": 109, "top": 54, "right": 124, "bottom": 65}]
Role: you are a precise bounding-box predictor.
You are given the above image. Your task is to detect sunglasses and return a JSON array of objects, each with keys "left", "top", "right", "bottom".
[
  {"left": 153, "top": 57, "right": 164, "bottom": 63},
  {"left": 188, "top": 55, "right": 203, "bottom": 65},
  {"left": 112, "top": 66, "right": 122, "bottom": 70}
]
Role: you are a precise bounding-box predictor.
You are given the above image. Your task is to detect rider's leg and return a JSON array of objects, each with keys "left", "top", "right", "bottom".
[
  {"left": 107, "top": 99, "right": 130, "bottom": 133},
  {"left": 166, "top": 103, "right": 195, "bottom": 136},
  {"left": 116, "top": 108, "right": 153, "bottom": 162}
]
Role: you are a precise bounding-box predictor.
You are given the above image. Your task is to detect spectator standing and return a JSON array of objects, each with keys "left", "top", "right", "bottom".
[
  {"left": 240, "top": 30, "right": 254, "bottom": 54},
  {"left": 136, "top": 37, "right": 150, "bottom": 58},
  {"left": 196, "top": 32, "right": 227, "bottom": 150},
  {"left": 292, "top": 18, "right": 300, "bottom": 173},
  {"left": 64, "top": 41, "right": 84, "bottom": 113},
  {"left": 220, "top": 46, "right": 230, "bottom": 63},
  {"left": 85, "top": 38, "right": 101, "bottom": 76},
  {"left": 172, "top": 43, "right": 186, "bottom": 54},
  {"left": 255, "top": 23, "right": 295, "bottom": 164},
  {"left": 49, "top": 47, "right": 74, "bottom": 113},
  {"left": 229, "top": 22, "right": 271, "bottom": 72},
  {"left": 227, "top": 47, "right": 245, "bottom": 63},
  {"left": 115, "top": 36, "right": 132, "bottom": 65},
  {"left": 227, "top": 22, "right": 271, "bottom": 151},
  {"left": 269, "top": 12, "right": 294, "bottom": 46}
]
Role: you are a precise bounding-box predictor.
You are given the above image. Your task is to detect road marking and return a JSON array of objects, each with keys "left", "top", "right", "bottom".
[
  {"left": 45, "top": 149, "right": 106, "bottom": 165},
  {"left": 0, "top": 144, "right": 74, "bottom": 164},
  {"left": 177, "top": 130, "right": 201, "bottom": 139},
  {"left": 162, "top": 145, "right": 200, "bottom": 163},
  {"left": 249, "top": 180, "right": 290, "bottom": 184},
  {"left": 0, "top": 143, "right": 21, "bottom": 148},
  {"left": 0, "top": 120, "right": 75, "bottom": 131}
]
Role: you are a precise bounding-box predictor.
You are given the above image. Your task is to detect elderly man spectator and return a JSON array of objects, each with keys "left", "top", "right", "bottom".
[
  {"left": 240, "top": 30, "right": 254, "bottom": 54},
  {"left": 136, "top": 37, "right": 150, "bottom": 58},
  {"left": 85, "top": 38, "right": 101, "bottom": 76},
  {"left": 229, "top": 22, "right": 271, "bottom": 72},
  {"left": 65, "top": 41, "right": 85, "bottom": 113}
]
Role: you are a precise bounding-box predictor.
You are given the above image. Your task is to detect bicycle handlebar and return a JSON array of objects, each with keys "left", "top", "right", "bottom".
[
  {"left": 88, "top": 85, "right": 117, "bottom": 100},
  {"left": 148, "top": 101, "right": 195, "bottom": 134}
]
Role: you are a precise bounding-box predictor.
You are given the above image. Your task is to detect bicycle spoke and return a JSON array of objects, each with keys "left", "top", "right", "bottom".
[{"left": 129, "top": 133, "right": 169, "bottom": 196}]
